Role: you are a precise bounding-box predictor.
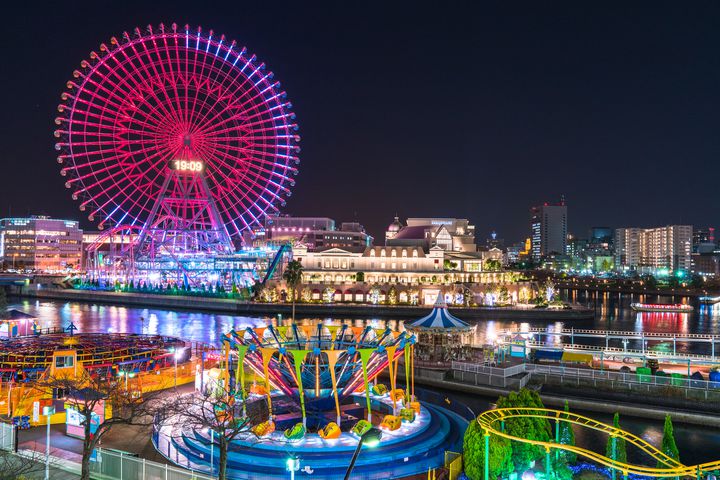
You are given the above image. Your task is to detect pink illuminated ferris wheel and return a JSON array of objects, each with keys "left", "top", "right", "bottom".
[{"left": 54, "top": 23, "right": 300, "bottom": 246}]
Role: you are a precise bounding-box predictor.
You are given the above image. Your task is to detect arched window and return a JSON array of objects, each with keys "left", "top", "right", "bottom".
[
  {"left": 391, "top": 249, "right": 397, "bottom": 257},
  {"left": 370, "top": 249, "right": 376, "bottom": 257},
  {"left": 380, "top": 250, "right": 386, "bottom": 257},
  {"left": 402, "top": 249, "right": 407, "bottom": 257},
  {"left": 412, "top": 249, "right": 418, "bottom": 257}
]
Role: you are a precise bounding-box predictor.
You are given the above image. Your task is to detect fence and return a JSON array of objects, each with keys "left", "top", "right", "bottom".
[
  {"left": 450, "top": 361, "right": 531, "bottom": 389},
  {"left": 90, "top": 448, "right": 215, "bottom": 480},
  {"left": 451, "top": 360, "right": 720, "bottom": 400}
]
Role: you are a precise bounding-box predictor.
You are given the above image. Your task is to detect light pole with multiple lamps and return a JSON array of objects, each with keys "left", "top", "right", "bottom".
[{"left": 343, "top": 427, "right": 382, "bottom": 480}]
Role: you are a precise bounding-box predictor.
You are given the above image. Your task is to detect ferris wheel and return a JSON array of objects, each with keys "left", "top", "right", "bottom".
[{"left": 54, "top": 23, "right": 300, "bottom": 245}]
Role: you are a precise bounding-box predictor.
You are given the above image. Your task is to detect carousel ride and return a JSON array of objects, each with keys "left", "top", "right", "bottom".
[{"left": 157, "top": 322, "right": 468, "bottom": 479}]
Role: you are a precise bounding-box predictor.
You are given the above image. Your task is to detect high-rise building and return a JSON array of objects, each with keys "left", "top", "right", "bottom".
[
  {"left": 0, "top": 216, "right": 83, "bottom": 272},
  {"left": 530, "top": 200, "right": 567, "bottom": 260},
  {"left": 614, "top": 225, "right": 692, "bottom": 273}
]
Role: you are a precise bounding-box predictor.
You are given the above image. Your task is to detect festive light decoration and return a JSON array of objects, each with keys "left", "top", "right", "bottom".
[{"left": 55, "top": 23, "right": 300, "bottom": 280}]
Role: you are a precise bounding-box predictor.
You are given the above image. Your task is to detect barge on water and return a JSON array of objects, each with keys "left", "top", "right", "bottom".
[{"left": 630, "top": 303, "right": 693, "bottom": 313}]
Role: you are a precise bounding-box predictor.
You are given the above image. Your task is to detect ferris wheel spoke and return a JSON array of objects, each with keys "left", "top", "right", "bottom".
[{"left": 112, "top": 45, "right": 186, "bottom": 130}]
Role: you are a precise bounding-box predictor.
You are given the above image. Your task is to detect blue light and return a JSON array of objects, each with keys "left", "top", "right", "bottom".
[
  {"left": 206, "top": 34, "right": 212, "bottom": 52},
  {"left": 215, "top": 39, "right": 223, "bottom": 57},
  {"left": 223, "top": 44, "right": 232, "bottom": 61}
]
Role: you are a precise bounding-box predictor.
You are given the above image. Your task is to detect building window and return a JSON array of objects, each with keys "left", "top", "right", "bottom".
[{"left": 381, "top": 262, "right": 386, "bottom": 269}]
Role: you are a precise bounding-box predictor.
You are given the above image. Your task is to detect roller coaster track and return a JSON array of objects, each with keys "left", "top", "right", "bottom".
[{"left": 477, "top": 408, "right": 720, "bottom": 478}]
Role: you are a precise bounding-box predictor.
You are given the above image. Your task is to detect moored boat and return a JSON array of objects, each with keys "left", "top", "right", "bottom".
[{"left": 630, "top": 303, "right": 693, "bottom": 313}]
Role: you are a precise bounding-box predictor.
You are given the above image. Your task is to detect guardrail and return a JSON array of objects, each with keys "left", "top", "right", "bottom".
[
  {"left": 90, "top": 447, "right": 214, "bottom": 480},
  {"left": 451, "top": 360, "right": 720, "bottom": 396}
]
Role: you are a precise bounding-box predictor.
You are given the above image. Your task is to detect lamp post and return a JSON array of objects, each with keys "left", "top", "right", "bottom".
[
  {"left": 343, "top": 427, "right": 382, "bottom": 480},
  {"left": 43, "top": 406, "right": 55, "bottom": 480},
  {"left": 286, "top": 455, "right": 300, "bottom": 480}
]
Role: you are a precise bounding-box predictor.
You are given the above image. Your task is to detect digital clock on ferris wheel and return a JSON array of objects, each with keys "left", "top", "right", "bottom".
[{"left": 171, "top": 160, "right": 204, "bottom": 173}]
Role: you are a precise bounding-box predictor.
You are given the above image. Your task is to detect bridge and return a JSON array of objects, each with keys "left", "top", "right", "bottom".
[{"left": 477, "top": 407, "right": 716, "bottom": 479}]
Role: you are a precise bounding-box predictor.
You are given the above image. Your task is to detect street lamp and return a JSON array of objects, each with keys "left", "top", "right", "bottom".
[
  {"left": 43, "top": 406, "right": 55, "bottom": 480},
  {"left": 343, "top": 427, "right": 382, "bottom": 480},
  {"left": 286, "top": 455, "right": 300, "bottom": 480}
]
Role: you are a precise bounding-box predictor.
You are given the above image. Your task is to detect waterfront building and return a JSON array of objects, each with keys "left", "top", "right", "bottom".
[
  {"left": 614, "top": 225, "right": 692, "bottom": 274},
  {"left": 530, "top": 200, "right": 568, "bottom": 260},
  {"left": 385, "top": 217, "right": 476, "bottom": 252},
  {"left": 291, "top": 244, "right": 520, "bottom": 304},
  {"left": 260, "top": 215, "right": 373, "bottom": 250},
  {"left": 0, "top": 216, "right": 83, "bottom": 272},
  {"left": 506, "top": 241, "right": 530, "bottom": 265}
]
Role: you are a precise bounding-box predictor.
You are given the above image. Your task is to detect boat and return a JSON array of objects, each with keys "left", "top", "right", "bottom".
[
  {"left": 698, "top": 296, "right": 720, "bottom": 305},
  {"left": 630, "top": 303, "right": 693, "bottom": 313}
]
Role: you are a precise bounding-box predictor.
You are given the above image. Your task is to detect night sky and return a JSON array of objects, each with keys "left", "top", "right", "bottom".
[{"left": 2, "top": 1, "right": 719, "bottom": 243}]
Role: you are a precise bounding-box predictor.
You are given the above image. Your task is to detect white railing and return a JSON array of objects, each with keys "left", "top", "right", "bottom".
[
  {"left": 451, "top": 361, "right": 720, "bottom": 393},
  {"left": 90, "top": 448, "right": 215, "bottom": 480}
]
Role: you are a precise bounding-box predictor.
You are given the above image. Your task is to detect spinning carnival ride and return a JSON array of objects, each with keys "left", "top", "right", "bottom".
[
  {"left": 157, "top": 324, "right": 468, "bottom": 479},
  {"left": 54, "top": 24, "right": 300, "bottom": 285}
]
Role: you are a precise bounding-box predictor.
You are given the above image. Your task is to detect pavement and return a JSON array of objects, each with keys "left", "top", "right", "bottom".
[{"left": 14, "top": 383, "right": 197, "bottom": 478}]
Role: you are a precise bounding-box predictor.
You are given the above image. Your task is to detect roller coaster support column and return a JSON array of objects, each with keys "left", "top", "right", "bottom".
[
  {"left": 611, "top": 435, "right": 617, "bottom": 480},
  {"left": 555, "top": 417, "right": 560, "bottom": 460},
  {"left": 484, "top": 431, "right": 490, "bottom": 480},
  {"left": 545, "top": 447, "right": 551, "bottom": 480}
]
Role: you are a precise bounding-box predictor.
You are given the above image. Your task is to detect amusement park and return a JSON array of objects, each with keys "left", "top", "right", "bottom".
[{"left": 1, "top": 3, "right": 720, "bottom": 480}]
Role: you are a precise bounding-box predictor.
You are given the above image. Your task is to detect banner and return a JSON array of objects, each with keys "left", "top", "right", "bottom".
[
  {"left": 235, "top": 345, "right": 249, "bottom": 400},
  {"left": 386, "top": 346, "right": 398, "bottom": 413},
  {"left": 260, "top": 348, "right": 277, "bottom": 418},
  {"left": 288, "top": 350, "right": 310, "bottom": 425},
  {"left": 324, "top": 350, "right": 343, "bottom": 424},
  {"left": 277, "top": 326, "right": 290, "bottom": 339},
  {"left": 358, "top": 348, "right": 375, "bottom": 421},
  {"left": 254, "top": 327, "right": 267, "bottom": 340},
  {"left": 326, "top": 325, "right": 341, "bottom": 344},
  {"left": 351, "top": 326, "right": 365, "bottom": 342}
]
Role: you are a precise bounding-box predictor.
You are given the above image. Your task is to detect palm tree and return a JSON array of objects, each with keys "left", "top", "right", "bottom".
[{"left": 283, "top": 260, "right": 304, "bottom": 321}]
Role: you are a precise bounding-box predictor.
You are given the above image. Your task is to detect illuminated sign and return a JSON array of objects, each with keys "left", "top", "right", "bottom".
[{"left": 170, "top": 160, "right": 204, "bottom": 173}]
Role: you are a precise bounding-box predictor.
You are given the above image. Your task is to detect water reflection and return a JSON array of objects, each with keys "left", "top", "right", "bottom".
[{"left": 10, "top": 290, "right": 720, "bottom": 355}]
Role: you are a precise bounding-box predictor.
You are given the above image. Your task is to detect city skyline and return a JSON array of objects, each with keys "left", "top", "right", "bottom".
[{"left": 2, "top": 1, "right": 719, "bottom": 242}]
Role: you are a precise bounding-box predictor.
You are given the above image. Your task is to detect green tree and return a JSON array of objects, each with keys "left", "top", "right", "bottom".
[
  {"left": 606, "top": 413, "right": 627, "bottom": 465},
  {"left": 282, "top": 260, "right": 304, "bottom": 321},
  {"left": 463, "top": 420, "right": 513, "bottom": 480},
  {"left": 496, "top": 389, "right": 551, "bottom": 470},
  {"left": 355, "top": 271, "right": 365, "bottom": 282},
  {"left": 558, "top": 400, "right": 576, "bottom": 464},
  {"left": 658, "top": 414, "right": 680, "bottom": 468}
]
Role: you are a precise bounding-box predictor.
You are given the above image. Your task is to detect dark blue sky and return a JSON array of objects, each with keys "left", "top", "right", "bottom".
[{"left": 2, "top": 1, "right": 719, "bottom": 243}]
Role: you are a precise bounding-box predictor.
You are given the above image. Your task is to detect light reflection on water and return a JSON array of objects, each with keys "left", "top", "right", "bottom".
[{"left": 11, "top": 291, "right": 720, "bottom": 355}]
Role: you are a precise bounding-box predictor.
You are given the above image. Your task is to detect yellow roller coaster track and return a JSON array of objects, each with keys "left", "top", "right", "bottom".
[{"left": 477, "top": 408, "right": 720, "bottom": 478}]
